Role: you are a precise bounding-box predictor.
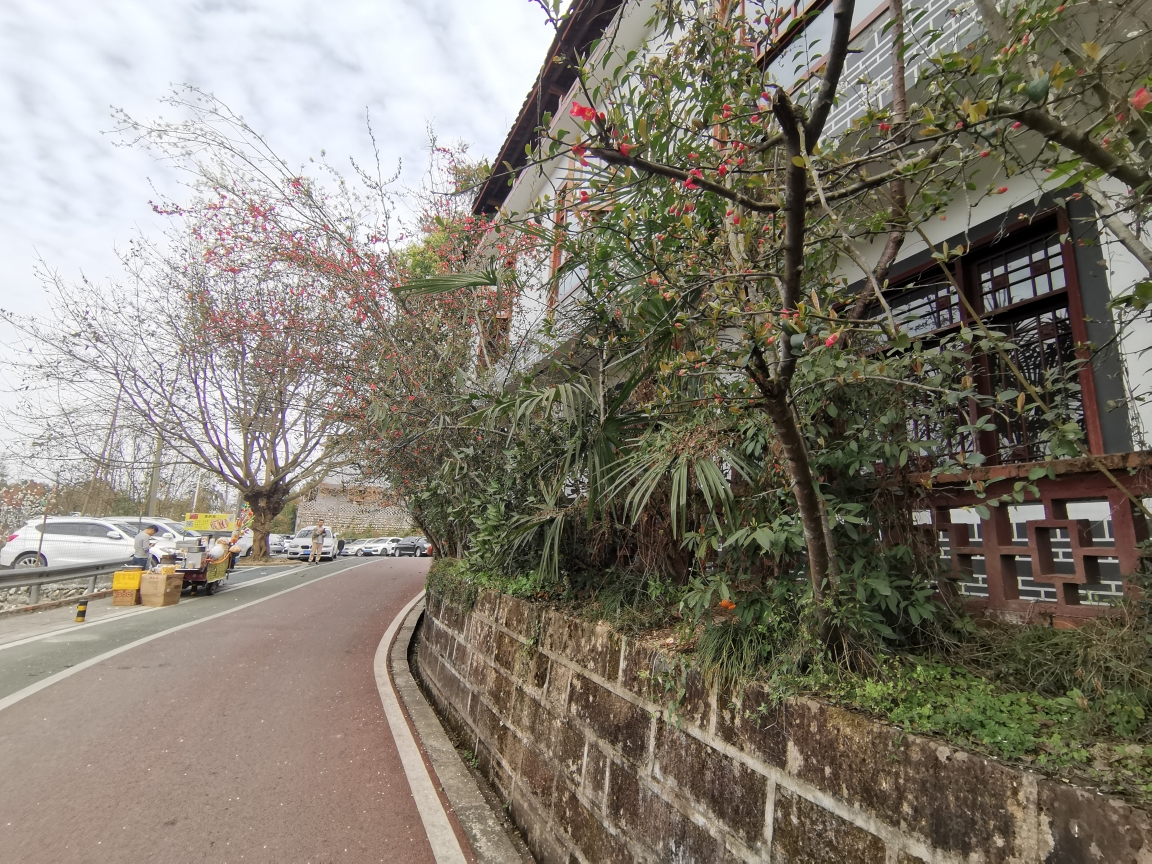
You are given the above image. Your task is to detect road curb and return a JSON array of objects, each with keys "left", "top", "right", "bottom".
[
  {"left": 0, "top": 589, "right": 114, "bottom": 620},
  {"left": 390, "top": 598, "right": 525, "bottom": 864}
]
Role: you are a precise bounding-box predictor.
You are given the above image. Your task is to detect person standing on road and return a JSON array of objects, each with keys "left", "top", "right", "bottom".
[
  {"left": 308, "top": 520, "right": 326, "bottom": 565},
  {"left": 132, "top": 525, "right": 157, "bottom": 569}
]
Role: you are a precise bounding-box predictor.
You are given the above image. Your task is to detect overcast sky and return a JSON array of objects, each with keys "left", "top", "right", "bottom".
[{"left": 0, "top": 0, "right": 553, "bottom": 417}]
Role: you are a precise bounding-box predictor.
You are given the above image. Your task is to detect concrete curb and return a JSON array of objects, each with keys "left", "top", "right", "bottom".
[
  {"left": 0, "top": 589, "right": 114, "bottom": 619},
  {"left": 392, "top": 599, "right": 525, "bottom": 864}
]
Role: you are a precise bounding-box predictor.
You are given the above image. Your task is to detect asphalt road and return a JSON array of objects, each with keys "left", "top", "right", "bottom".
[{"left": 0, "top": 556, "right": 437, "bottom": 863}]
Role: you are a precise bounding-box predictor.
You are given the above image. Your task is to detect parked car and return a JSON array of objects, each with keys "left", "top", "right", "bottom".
[
  {"left": 394, "top": 536, "right": 433, "bottom": 557},
  {"left": 360, "top": 537, "right": 403, "bottom": 556},
  {"left": 268, "top": 533, "right": 287, "bottom": 555},
  {"left": 341, "top": 538, "right": 372, "bottom": 556},
  {"left": 1, "top": 516, "right": 176, "bottom": 568},
  {"left": 284, "top": 526, "right": 338, "bottom": 561}
]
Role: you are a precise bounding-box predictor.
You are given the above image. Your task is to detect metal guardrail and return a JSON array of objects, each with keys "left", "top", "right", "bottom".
[{"left": 0, "top": 558, "right": 129, "bottom": 606}]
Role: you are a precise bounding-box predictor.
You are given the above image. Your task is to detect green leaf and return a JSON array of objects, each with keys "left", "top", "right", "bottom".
[{"left": 1025, "top": 75, "right": 1050, "bottom": 104}]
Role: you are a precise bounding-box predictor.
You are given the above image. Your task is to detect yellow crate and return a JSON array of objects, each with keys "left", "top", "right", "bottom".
[{"left": 111, "top": 569, "right": 144, "bottom": 591}]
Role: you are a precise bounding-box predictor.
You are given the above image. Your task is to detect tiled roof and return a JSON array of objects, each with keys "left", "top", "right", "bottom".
[{"left": 472, "top": 0, "right": 625, "bottom": 215}]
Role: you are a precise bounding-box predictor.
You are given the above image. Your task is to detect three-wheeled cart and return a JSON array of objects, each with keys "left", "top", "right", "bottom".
[{"left": 174, "top": 537, "right": 231, "bottom": 595}]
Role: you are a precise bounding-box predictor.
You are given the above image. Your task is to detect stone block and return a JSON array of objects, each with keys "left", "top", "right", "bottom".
[
  {"left": 714, "top": 683, "right": 740, "bottom": 743},
  {"left": 607, "top": 761, "right": 724, "bottom": 861},
  {"left": 553, "top": 784, "right": 630, "bottom": 863},
  {"left": 521, "top": 649, "right": 549, "bottom": 690},
  {"left": 653, "top": 720, "right": 768, "bottom": 844},
  {"left": 677, "top": 665, "right": 711, "bottom": 731},
  {"left": 619, "top": 639, "right": 660, "bottom": 702},
  {"left": 568, "top": 673, "right": 652, "bottom": 764},
  {"left": 439, "top": 599, "right": 467, "bottom": 636},
  {"left": 583, "top": 743, "right": 608, "bottom": 804},
  {"left": 510, "top": 795, "right": 568, "bottom": 864},
  {"left": 727, "top": 683, "right": 787, "bottom": 769},
  {"left": 500, "top": 594, "right": 543, "bottom": 639},
  {"left": 544, "top": 661, "right": 572, "bottom": 712},
  {"left": 469, "top": 617, "right": 495, "bottom": 657},
  {"left": 772, "top": 786, "right": 887, "bottom": 864},
  {"left": 493, "top": 628, "right": 521, "bottom": 673},
  {"left": 485, "top": 666, "right": 518, "bottom": 717},
  {"left": 543, "top": 611, "right": 622, "bottom": 681},
  {"left": 517, "top": 738, "right": 559, "bottom": 810},
  {"left": 1038, "top": 777, "right": 1152, "bottom": 863},
  {"left": 473, "top": 589, "right": 500, "bottom": 623},
  {"left": 438, "top": 662, "right": 472, "bottom": 714},
  {"left": 470, "top": 691, "right": 504, "bottom": 747}
]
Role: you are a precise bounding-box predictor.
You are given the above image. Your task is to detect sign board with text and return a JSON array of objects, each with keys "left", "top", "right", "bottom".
[{"left": 184, "top": 513, "right": 236, "bottom": 532}]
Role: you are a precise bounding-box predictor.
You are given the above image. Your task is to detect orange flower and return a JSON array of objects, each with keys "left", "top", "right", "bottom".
[{"left": 719, "top": 598, "right": 737, "bottom": 610}]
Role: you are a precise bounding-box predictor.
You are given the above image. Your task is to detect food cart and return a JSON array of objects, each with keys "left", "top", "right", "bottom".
[{"left": 176, "top": 511, "right": 247, "bottom": 595}]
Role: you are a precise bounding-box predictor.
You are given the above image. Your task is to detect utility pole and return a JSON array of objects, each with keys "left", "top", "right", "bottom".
[{"left": 145, "top": 433, "right": 162, "bottom": 518}]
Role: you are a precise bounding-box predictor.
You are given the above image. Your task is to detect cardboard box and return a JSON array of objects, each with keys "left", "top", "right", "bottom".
[
  {"left": 111, "top": 569, "right": 144, "bottom": 591},
  {"left": 112, "top": 589, "right": 140, "bottom": 606},
  {"left": 139, "top": 573, "right": 181, "bottom": 608}
]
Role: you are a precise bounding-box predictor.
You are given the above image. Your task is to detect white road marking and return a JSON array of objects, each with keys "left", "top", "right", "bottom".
[
  {"left": 0, "top": 564, "right": 311, "bottom": 652},
  {"left": 0, "top": 562, "right": 364, "bottom": 713},
  {"left": 374, "top": 591, "right": 467, "bottom": 864}
]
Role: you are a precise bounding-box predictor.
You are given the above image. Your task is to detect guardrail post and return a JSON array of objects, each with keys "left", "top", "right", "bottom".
[
  {"left": 86, "top": 576, "right": 97, "bottom": 594},
  {"left": 29, "top": 584, "right": 39, "bottom": 606}
]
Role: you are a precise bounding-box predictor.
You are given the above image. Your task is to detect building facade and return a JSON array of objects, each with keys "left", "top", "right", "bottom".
[{"left": 477, "top": 0, "right": 1152, "bottom": 625}]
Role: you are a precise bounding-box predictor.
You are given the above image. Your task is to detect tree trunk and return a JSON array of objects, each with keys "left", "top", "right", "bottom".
[
  {"left": 244, "top": 485, "right": 290, "bottom": 560},
  {"left": 760, "top": 389, "right": 834, "bottom": 605}
]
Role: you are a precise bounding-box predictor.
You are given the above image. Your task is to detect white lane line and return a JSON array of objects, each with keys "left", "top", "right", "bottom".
[
  {"left": 0, "top": 562, "right": 367, "bottom": 714},
  {"left": 0, "top": 564, "right": 312, "bottom": 652},
  {"left": 374, "top": 591, "right": 467, "bottom": 864}
]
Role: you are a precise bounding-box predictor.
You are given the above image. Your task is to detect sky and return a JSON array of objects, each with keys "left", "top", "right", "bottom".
[{"left": 0, "top": 0, "right": 554, "bottom": 431}]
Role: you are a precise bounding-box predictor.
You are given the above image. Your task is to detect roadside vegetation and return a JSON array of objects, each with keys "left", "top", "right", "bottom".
[{"left": 409, "top": 0, "right": 1152, "bottom": 802}]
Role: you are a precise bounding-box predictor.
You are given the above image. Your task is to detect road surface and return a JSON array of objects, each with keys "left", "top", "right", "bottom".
[{"left": 0, "top": 556, "right": 441, "bottom": 863}]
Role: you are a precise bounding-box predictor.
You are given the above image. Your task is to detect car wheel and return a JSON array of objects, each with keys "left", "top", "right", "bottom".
[
  {"left": 205, "top": 579, "right": 218, "bottom": 596},
  {"left": 12, "top": 552, "right": 47, "bottom": 568}
]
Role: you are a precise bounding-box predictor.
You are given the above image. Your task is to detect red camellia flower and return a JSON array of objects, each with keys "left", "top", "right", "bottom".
[
  {"left": 878, "top": 122, "right": 891, "bottom": 132},
  {"left": 579, "top": 190, "right": 590, "bottom": 204},
  {"left": 722, "top": 103, "right": 733, "bottom": 118},
  {"left": 825, "top": 332, "right": 839, "bottom": 347},
  {"left": 1133, "top": 87, "right": 1152, "bottom": 111},
  {"left": 688, "top": 152, "right": 699, "bottom": 160},
  {"left": 569, "top": 101, "right": 597, "bottom": 123},
  {"left": 619, "top": 142, "right": 633, "bottom": 157},
  {"left": 997, "top": 186, "right": 1009, "bottom": 194},
  {"left": 717, "top": 163, "right": 728, "bottom": 177},
  {"left": 980, "top": 150, "right": 990, "bottom": 157},
  {"left": 1011, "top": 121, "right": 1023, "bottom": 129}
]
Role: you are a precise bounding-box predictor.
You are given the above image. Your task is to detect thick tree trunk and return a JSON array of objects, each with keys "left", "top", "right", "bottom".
[{"left": 244, "top": 485, "right": 290, "bottom": 560}]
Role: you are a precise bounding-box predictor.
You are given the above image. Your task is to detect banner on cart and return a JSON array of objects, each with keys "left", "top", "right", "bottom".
[{"left": 184, "top": 512, "right": 236, "bottom": 532}]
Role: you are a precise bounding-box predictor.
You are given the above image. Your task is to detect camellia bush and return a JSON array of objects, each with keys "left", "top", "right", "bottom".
[{"left": 406, "top": 0, "right": 1151, "bottom": 657}]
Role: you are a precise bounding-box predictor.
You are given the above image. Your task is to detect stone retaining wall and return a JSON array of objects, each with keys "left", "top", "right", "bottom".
[
  {"left": 417, "top": 589, "right": 1152, "bottom": 863},
  {"left": 0, "top": 575, "right": 113, "bottom": 613}
]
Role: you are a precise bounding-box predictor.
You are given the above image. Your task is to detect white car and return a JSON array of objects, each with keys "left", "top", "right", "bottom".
[
  {"left": 340, "top": 538, "right": 371, "bottom": 556},
  {"left": 284, "top": 527, "right": 338, "bottom": 561},
  {"left": 360, "top": 537, "right": 402, "bottom": 556},
  {"left": 1, "top": 516, "right": 176, "bottom": 569}
]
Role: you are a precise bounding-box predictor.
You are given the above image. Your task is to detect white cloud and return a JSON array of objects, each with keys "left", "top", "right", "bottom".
[{"left": 0, "top": 0, "right": 551, "bottom": 321}]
